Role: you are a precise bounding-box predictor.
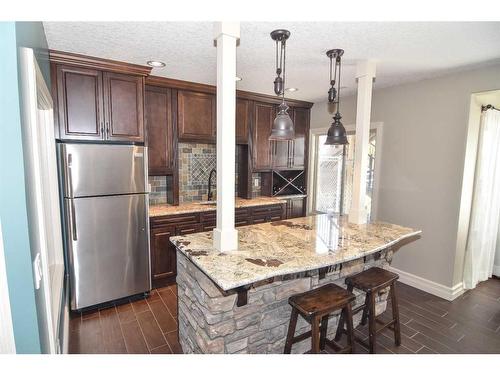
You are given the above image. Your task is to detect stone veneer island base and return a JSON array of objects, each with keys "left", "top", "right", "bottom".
[{"left": 171, "top": 214, "right": 421, "bottom": 354}]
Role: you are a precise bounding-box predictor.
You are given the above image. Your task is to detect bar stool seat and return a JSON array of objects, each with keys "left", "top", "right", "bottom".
[
  {"left": 346, "top": 267, "right": 399, "bottom": 292},
  {"left": 336, "top": 267, "right": 401, "bottom": 354},
  {"left": 284, "top": 283, "right": 356, "bottom": 354}
]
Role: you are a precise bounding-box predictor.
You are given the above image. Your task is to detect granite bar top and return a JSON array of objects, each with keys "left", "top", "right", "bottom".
[
  {"left": 170, "top": 214, "right": 421, "bottom": 291},
  {"left": 149, "top": 197, "right": 286, "bottom": 217}
]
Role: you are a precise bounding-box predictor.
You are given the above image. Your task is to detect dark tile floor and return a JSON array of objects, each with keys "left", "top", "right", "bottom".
[{"left": 68, "top": 279, "right": 500, "bottom": 354}]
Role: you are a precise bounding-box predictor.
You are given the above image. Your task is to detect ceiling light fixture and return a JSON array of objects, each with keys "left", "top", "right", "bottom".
[
  {"left": 285, "top": 87, "right": 298, "bottom": 92},
  {"left": 324, "top": 49, "right": 348, "bottom": 146},
  {"left": 147, "top": 60, "right": 166, "bottom": 68},
  {"left": 269, "top": 29, "right": 294, "bottom": 141}
]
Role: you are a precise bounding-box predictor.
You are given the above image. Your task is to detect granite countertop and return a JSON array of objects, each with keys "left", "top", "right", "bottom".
[
  {"left": 149, "top": 197, "right": 286, "bottom": 217},
  {"left": 170, "top": 214, "right": 421, "bottom": 291}
]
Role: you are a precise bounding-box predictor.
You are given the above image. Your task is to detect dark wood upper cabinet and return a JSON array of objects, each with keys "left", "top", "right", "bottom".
[
  {"left": 177, "top": 90, "right": 216, "bottom": 142},
  {"left": 145, "top": 86, "right": 174, "bottom": 175},
  {"left": 56, "top": 65, "right": 104, "bottom": 140},
  {"left": 236, "top": 98, "right": 251, "bottom": 144},
  {"left": 292, "top": 107, "right": 310, "bottom": 169},
  {"left": 51, "top": 51, "right": 151, "bottom": 143},
  {"left": 252, "top": 102, "right": 274, "bottom": 171},
  {"left": 269, "top": 107, "right": 310, "bottom": 169},
  {"left": 103, "top": 72, "right": 144, "bottom": 142},
  {"left": 272, "top": 140, "right": 290, "bottom": 169}
]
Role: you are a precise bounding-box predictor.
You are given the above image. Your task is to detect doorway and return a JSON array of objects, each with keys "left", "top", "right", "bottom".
[
  {"left": 308, "top": 123, "right": 383, "bottom": 220},
  {"left": 19, "top": 48, "right": 65, "bottom": 353},
  {"left": 461, "top": 90, "right": 500, "bottom": 289}
]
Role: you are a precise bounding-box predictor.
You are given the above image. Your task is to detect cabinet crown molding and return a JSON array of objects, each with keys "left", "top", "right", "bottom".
[
  {"left": 49, "top": 50, "right": 152, "bottom": 76},
  {"left": 146, "top": 75, "right": 314, "bottom": 109}
]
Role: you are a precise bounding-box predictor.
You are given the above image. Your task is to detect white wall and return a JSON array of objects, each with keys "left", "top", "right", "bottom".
[{"left": 311, "top": 63, "right": 500, "bottom": 288}]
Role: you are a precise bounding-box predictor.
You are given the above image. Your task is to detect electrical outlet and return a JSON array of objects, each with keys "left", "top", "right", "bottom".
[{"left": 254, "top": 178, "right": 259, "bottom": 187}]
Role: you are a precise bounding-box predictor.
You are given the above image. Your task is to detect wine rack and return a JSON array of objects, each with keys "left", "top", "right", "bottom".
[{"left": 271, "top": 170, "right": 306, "bottom": 196}]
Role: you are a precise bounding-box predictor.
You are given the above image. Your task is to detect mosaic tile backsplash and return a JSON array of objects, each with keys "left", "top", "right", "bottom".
[
  {"left": 149, "top": 175, "right": 173, "bottom": 205},
  {"left": 148, "top": 143, "right": 262, "bottom": 205}
]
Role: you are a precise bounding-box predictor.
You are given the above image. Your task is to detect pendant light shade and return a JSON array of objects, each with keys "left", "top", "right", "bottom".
[
  {"left": 324, "top": 113, "right": 347, "bottom": 145},
  {"left": 269, "top": 103, "right": 294, "bottom": 140},
  {"left": 324, "top": 49, "right": 348, "bottom": 145},
  {"left": 269, "top": 29, "right": 294, "bottom": 140}
]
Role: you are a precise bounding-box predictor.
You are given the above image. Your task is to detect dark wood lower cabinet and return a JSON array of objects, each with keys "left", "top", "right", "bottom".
[
  {"left": 149, "top": 204, "right": 285, "bottom": 288},
  {"left": 286, "top": 197, "right": 306, "bottom": 219},
  {"left": 150, "top": 225, "right": 177, "bottom": 288}
]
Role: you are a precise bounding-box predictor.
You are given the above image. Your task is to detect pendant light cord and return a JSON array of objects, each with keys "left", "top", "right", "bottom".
[
  {"left": 336, "top": 56, "right": 341, "bottom": 114},
  {"left": 282, "top": 39, "right": 286, "bottom": 103}
]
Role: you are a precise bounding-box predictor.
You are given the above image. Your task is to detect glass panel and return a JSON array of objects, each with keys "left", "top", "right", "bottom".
[
  {"left": 314, "top": 131, "right": 377, "bottom": 221},
  {"left": 314, "top": 135, "right": 343, "bottom": 213}
]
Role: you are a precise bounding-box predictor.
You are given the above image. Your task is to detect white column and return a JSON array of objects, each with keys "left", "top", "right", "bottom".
[
  {"left": 212, "top": 22, "right": 240, "bottom": 252},
  {"left": 349, "top": 60, "right": 376, "bottom": 224}
]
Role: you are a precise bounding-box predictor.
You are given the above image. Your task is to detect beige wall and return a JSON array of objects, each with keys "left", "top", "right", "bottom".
[{"left": 310, "top": 63, "right": 500, "bottom": 288}]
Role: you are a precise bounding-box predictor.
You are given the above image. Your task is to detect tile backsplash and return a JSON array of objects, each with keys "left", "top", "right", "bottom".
[
  {"left": 149, "top": 175, "right": 173, "bottom": 205},
  {"left": 149, "top": 143, "right": 262, "bottom": 205},
  {"left": 179, "top": 142, "right": 217, "bottom": 203}
]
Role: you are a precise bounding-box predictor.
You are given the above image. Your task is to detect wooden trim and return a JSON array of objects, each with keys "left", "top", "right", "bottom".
[
  {"left": 49, "top": 50, "right": 152, "bottom": 76},
  {"left": 147, "top": 76, "right": 216, "bottom": 94},
  {"left": 171, "top": 89, "right": 180, "bottom": 206},
  {"left": 146, "top": 75, "right": 314, "bottom": 109}
]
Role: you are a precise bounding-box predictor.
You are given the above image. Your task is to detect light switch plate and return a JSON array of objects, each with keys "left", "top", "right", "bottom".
[
  {"left": 254, "top": 178, "right": 259, "bottom": 187},
  {"left": 33, "top": 253, "right": 42, "bottom": 290}
]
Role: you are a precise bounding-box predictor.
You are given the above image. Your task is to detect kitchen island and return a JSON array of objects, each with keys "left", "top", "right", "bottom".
[{"left": 170, "top": 214, "right": 421, "bottom": 354}]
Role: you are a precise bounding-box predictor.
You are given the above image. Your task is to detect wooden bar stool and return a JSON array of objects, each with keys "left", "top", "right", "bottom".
[
  {"left": 284, "top": 283, "right": 356, "bottom": 354},
  {"left": 335, "top": 267, "right": 400, "bottom": 354}
]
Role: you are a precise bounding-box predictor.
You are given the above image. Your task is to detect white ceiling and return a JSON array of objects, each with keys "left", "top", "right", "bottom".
[{"left": 43, "top": 22, "right": 500, "bottom": 103}]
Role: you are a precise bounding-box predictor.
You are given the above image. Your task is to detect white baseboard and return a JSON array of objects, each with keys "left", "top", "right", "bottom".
[
  {"left": 493, "top": 265, "right": 500, "bottom": 278},
  {"left": 388, "top": 266, "right": 465, "bottom": 301}
]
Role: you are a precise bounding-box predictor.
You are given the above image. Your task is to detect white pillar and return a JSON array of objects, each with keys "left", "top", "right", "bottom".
[
  {"left": 349, "top": 60, "right": 376, "bottom": 224},
  {"left": 212, "top": 22, "right": 240, "bottom": 251}
]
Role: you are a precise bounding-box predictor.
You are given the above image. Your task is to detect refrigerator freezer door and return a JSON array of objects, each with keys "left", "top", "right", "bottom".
[
  {"left": 66, "top": 194, "right": 150, "bottom": 310},
  {"left": 59, "top": 143, "right": 147, "bottom": 198}
]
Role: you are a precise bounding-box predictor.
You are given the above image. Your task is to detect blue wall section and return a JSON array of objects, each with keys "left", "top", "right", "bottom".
[{"left": 0, "top": 21, "right": 42, "bottom": 354}]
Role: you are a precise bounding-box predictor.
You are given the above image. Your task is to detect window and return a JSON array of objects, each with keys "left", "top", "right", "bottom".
[{"left": 310, "top": 125, "right": 381, "bottom": 221}]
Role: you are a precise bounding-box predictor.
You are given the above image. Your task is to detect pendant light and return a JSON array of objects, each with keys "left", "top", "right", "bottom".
[
  {"left": 269, "top": 29, "right": 294, "bottom": 141},
  {"left": 324, "top": 49, "right": 348, "bottom": 145}
]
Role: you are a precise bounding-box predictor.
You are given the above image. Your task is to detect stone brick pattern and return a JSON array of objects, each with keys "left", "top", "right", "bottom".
[
  {"left": 177, "top": 249, "right": 394, "bottom": 354},
  {"left": 178, "top": 142, "right": 262, "bottom": 203},
  {"left": 149, "top": 175, "right": 173, "bottom": 205}
]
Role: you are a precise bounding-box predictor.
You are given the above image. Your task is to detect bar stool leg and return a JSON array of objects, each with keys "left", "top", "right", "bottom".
[
  {"left": 390, "top": 283, "right": 401, "bottom": 346},
  {"left": 344, "top": 304, "right": 355, "bottom": 354},
  {"left": 361, "top": 293, "right": 370, "bottom": 326},
  {"left": 368, "top": 292, "right": 377, "bottom": 354},
  {"left": 311, "top": 316, "right": 321, "bottom": 354},
  {"left": 334, "top": 284, "right": 353, "bottom": 341},
  {"left": 284, "top": 308, "right": 299, "bottom": 354},
  {"left": 319, "top": 315, "right": 329, "bottom": 350},
  {"left": 334, "top": 308, "right": 345, "bottom": 342}
]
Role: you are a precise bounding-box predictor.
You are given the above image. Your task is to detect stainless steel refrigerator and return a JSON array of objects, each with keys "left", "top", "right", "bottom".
[{"left": 58, "top": 143, "right": 151, "bottom": 310}]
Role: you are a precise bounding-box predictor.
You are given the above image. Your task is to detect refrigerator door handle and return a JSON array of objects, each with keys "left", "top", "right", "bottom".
[
  {"left": 67, "top": 153, "right": 74, "bottom": 198},
  {"left": 69, "top": 199, "right": 77, "bottom": 241}
]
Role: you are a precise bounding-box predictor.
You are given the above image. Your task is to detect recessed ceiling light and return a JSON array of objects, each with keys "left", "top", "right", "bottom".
[
  {"left": 285, "top": 87, "right": 298, "bottom": 92},
  {"left": 235, "top": 76, "right": 242, "bottom": 81},
  {"left": 147, "top": 60, "right": 166, "bottom": 68}
]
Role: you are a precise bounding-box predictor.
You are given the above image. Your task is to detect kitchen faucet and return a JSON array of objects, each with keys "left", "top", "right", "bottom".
[{"left": 207, "top": 168, "right": 216, "bottom": 201}]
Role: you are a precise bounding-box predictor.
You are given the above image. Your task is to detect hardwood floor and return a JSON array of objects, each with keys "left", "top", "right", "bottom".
[
  {"left": 68, "top": 279, "right": 500, "bottom": 354},
  {"left": 69, "top": 284, "right": 181, "bottom": 354}
]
